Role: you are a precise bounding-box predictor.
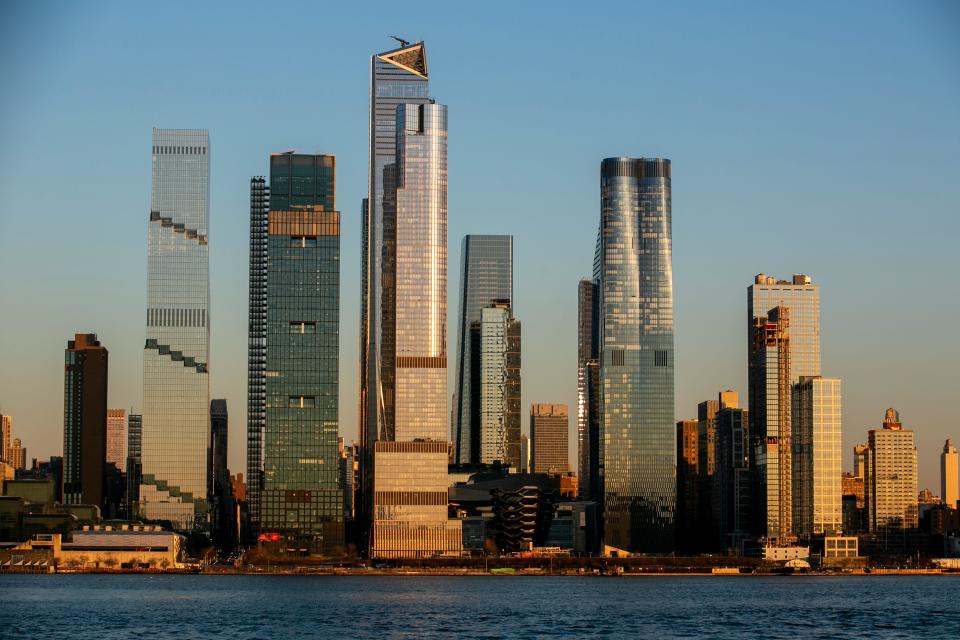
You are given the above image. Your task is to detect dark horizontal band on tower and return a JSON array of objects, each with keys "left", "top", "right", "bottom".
[
  {"left": 268, "top": 209, "right": 340, "bottom": 236},
  {"left": 374, "top": 441, "right": 449, "bottom": 454},
  {"left": 374, "top": 491, "right": 448, "bottom": 506},
  {"left": 396, "top": 356, "right": 446, "bottom": 368},
  {"left": 601, "top": 157, "right": 671, "bottom": 179}
]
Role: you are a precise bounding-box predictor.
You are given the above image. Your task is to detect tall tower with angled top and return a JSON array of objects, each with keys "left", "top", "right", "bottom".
[{"left": 359, "top": 41, "right": 430, "bottom": 550}]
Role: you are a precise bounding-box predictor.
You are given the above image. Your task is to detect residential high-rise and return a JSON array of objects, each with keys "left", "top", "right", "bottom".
[
  {"left": 942, "top": 439, "right": 959, "bottom": 509},
  {"left": 63, "top": 333, "right": 108, "bottom": 508},
  {"left": 360, "top": 41, "right": 431, "bottom": 549},
  {"left": 106, "top": 409, "right": 126, "bottom": 473},
  {"left": 577, "top": 279, "right": 600, "bottom": 502},
  {"left": 142, "top": 128, "right": 210, "bottom": 530},
  {"left": 530, "top": 404, "right": 569, "bottom": 474},
  {"left": 246, "top": 175, "right": 269, "bottom": 541},
  {"left": 260, "top": 153, "right": 343, "bottom": 552},
  {"left": 1, "top": 415, "right": 11, "bottom": 463},
  {"left": 750, "top": 307, "right": 792, "bottom": 541},
  {"left": 10, "top": 438, "right": 26, "bottom": 470},
  {"left": 453, "top": 235, "right": 514, "bottom": 464},
  {"left": 477, "top": 302, "right": 521, "bottom": 466},
  {"left": 748, "top": 274, "right": 820, "bottom": 543},
  {"left": 791, "top": 376, "right": 842, "bottom": 537},
  {"left": 675, "top": 419, "right": 699, "bottom": 552},
  {"left": 126, "top": 413, "right": 142, "bottom": 517},
  {"left": 371, "top": 99, "right": 461, "bottom": 558},
  {"left": 862, "top": 408, "right": 918, "bottom": 530},
  {"left": 596, "top": 157, "right": 675, "bottom": 553},
  {"left": 713, "top": 400, "right": 751, "bottom": 551}
]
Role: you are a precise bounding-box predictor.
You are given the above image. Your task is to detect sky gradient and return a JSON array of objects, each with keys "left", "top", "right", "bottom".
[{"left": 1, "top": 1, "right": 958, "bottom": 491}]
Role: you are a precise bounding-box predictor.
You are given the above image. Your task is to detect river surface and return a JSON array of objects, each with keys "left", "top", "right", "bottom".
[{"left": 2, "top": 574, "right": 959, "bottom": 638}]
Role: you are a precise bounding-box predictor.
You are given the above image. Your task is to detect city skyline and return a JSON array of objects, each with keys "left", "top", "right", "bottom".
[{"left": 1, "top": 3, "right": 959, "bottom": 495}]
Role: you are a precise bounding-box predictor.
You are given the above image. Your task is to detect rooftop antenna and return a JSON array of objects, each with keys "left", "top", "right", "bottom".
[{"left": 389, "top": 35, "right": 411, "bottom": 48}]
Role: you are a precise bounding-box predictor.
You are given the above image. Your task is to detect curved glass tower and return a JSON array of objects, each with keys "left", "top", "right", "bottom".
[{"left": 596, "top": 157, "right": 674, "bottom": 553}]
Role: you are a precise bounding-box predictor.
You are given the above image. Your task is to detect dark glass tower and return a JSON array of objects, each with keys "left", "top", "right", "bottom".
[
  {"left": 453, "top": 234, "right": 514, "bottom": 464},
  {"left": 126, "top": 413, "right": 142, "bottom": 517},
  {"left": 63, "top": 333, "right": 108, "bottom": 509},
  {"left": 260, "top": 153, "right": 343, "bottom": 552},
  {"left": 577, "top": 278, "right": 600, "bottom": 501},
  {"left": 596, "top": 157, "right": 675, "bottom": 553}
]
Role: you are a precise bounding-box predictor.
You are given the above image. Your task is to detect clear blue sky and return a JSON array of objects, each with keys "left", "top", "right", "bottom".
[{"left": 1, "top": 1, "right": 958, "bottom": 491}]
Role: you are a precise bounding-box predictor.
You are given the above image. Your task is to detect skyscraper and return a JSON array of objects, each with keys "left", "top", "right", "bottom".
[
  {"left": 142, "top": 128, "right": 210, "bottom": 530},
  {"left": 477, "top": 302, "right": 521, "bottom": 466},
  {"left": 360, "top": 41, "right": 431, "bottom": 548},
  {"left": 596, "top": 157, "right": 675, "bottom": 553},
  {"left": 63, "top": 333, "right": 108, "bottom": 508},
  {"left": 577, "top": 279, "right": 600, "bottom": 502},
  {"left": 791, "top": 376, "right": 842, "bottom": 537},
  {"left": 453, "top": 235, "right": 514, "bottom": 464},
  {"left": 106, "top": 408, "right": 126, "bottom": 473},
  {"left": 530, "top": 404, "right": 569, "bottom": 474},
  {"left": 126, "top": 413, "right": 142, "bottom": 518},
  {"left": 210, "top": 399, "right": 228, "bottom": 502},
  {"left": 862, "top": 408, "right": 918, "bottom": 530},
  {"left": 1, "top": 415, "right": 11, "bottom": 464},
  {"left": 246, "top": 175, "right": 269, "bottom": 541},
  {"left": 675, "top": 419, "right": 699, "bottom": 552},
  {"left": 259, "top": 153, "right": 343, "bottom": 552},
  {"left": 750, "top": 306, "right": 793, "bottom": 541},
  {"left": 713, "top": 399, "right": 751, "bottom": 551},
  {"left": 371, "top": 99, "right": 461, "bottom": 558},
  {"left": 10, "top": 439, "right": 26, "bottom": 470},
  {"left": 748, "top": 274, "right": 820, "bottom": 383},
  {"left": 942, "top": 439, "right": 959, "bottom": 509}
]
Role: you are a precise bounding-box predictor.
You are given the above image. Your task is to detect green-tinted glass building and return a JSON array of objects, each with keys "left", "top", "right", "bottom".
[{"left": 260, "top": 153, "right": 343, "bottom": 553}]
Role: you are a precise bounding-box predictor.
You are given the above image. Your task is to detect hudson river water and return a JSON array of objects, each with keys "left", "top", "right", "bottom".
[{"left": 2, "top": 575, "right": 959, "bottom": 638}]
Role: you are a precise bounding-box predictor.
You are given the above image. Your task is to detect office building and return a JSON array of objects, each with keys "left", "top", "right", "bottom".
[
  {"left": 63, "top": 333, "right": 108, "bottom": 508},
  {"left": 675, "top": 419, "right": 699, "bottom": 551},
  {"left": 209, "top": 400, "right": 228, "bottom": 500},
  {"left": 259, "top": 153, "right": 343, "bottom": 552},
  {"left": 126, "top": 413, "right": 142, "bottom": 518},
  {"left": 596, "top": 157, "right": 675, "bottom": 553},
  {"left": 453, "top": 235, "right": 513, "bottom": 464},
  {"left": 530, "top": 404, "right": 569, "bottom": 474},
  {"left": 791, "top": 377, "right": 842, "bottom": 537},
  {"left": 477, "top": 302, "right": 521, "bottom": 466},
  {"left": 142, "top": 128, "right": 210, "bottom": 530},
  {"left": 577, "top": 279, "right": 600, "bottom": 502},
  {"left": 10, "top": 439, "right": 26, "bottom": 470},
  {"left": 862, "top": 408, "right": 918, "bottom": 530},
  {"left": 106, "top": 409, "right": 126, "bottom": 473},
  {"left": 371, "top": 97, "right": 461, "bottom": 558},
  {"left": 246, "top": 175, "right": 269, "bottom": 541},
  {"left": 359, "top": 41, "right": 432, "bottom": 548},
  {"left": 942, "top": 439, "right": 959, "bottom": 509},
  {"left": 748, "top": 273, "right": 820, "bottom": 383}
]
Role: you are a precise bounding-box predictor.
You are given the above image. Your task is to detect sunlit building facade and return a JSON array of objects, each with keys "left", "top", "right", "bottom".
[
  {"left": 372, "top": 101, "right": 462, "bottom": 558},
  {"left": 477, "top": 303, "right": 521, "bottom": 466},
  {"left": 260, "top": 153, "right": 343, "bottom": 552},
  {"left": 791, "top": 376, "right": 842, "bottom": 537},
  {"left": 141, "top": 128, "right": 210, "bottom": 530},
  {"left": 596, "top": 157, "right": 675, "bottom": 553},
  {"left": 943, "top": 439, "right": 959, "bottom": 509},
  {"left": 106, "top": 408, "right": 126, "bottom": 473},
  {"left": 453, "top": 235, "right": 514, "bottom": 464},
  {"left": 360, "top": 42, "right": 432, "bottom": 547},
  {"left": 862, "top": 408, "right": 918, "bottom": 530}
]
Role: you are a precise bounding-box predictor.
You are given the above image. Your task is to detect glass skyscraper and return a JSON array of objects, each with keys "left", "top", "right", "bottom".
[
  {"left": 577, "top": 278, "right": 600, "bottom": 501},
  {"left": 360, "top": 41, "right": 431, "bottom": 546},
  {"left": 372, "top": 101, "right": 462, "bottom": 558},
  {"left": 141, "top": 129, "right": 210, "bottom": 530},
  {"left": 791, "top": 376, "right": 842, "bottom": 536},
  {"left": 595, "top": 157, "right": 675, "bottom": 553},
  {"left": 477, "top": 302, "right": 521, "bottom": 466},
  {"left": 258, "top": 153, "right": 343, "bottom": 552},
  {"left": 453, "top": 235, "right": 514, "bottom": 464}
]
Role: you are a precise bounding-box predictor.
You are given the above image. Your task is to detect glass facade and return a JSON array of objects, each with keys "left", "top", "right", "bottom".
[
  {"left": 453, "top": 235, "right": 514, "bottom": 464},
  {"left": 142, "top": 128, "right": 210, "bottom": 531},
  {"left": 260, "top": 154, "right": 343, "bottom": 552},
  {"left": 577, "top": 279, "right": 600, "bottom": 501},
  {"left": 791, "top": 376, "right": 842, "bottom": 536},
  {"left": 748, "top": 274, "right": 820, "bottom": 384},
  {"left": 372, "top": 100, "right": 461, "bottom": 558},
  {"left": 360, "top": 42, "right": 431, "bottom": 546},
  {"left": 477, "top": 304, "right": 521, "bottom": 465},
  {"left": 126, "top": 413, "right": 142, "bottom": 517},
  {"left": 596, "top": 157, "right": 675, "bottom": 553}
]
